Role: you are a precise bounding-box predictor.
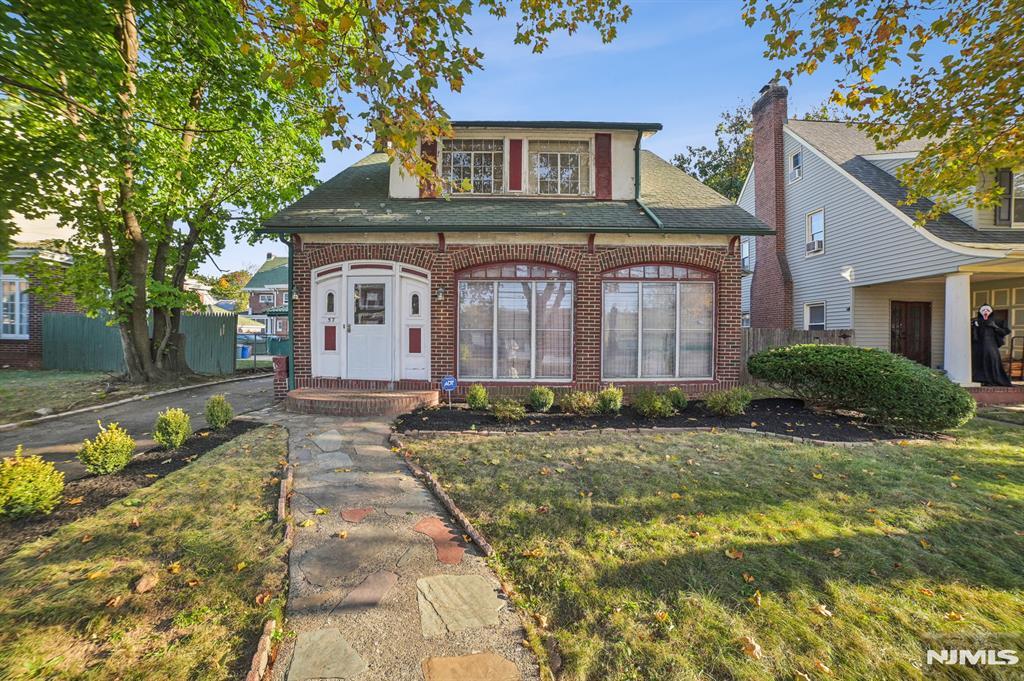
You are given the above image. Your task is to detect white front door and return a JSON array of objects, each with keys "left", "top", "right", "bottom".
[{"left": 346, "top": 276, "right": 392, "bottom": 379}]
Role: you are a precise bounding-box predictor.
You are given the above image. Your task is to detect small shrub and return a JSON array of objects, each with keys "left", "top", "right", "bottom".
[
  {"left": 465, "top": 384, "right": 489, "bottom": 410},
  {"left": 632, "top": 391, "right": 677, "bottom": 419},
  {"left": 492, "top": 398, "right": 527, "bottom": 423},
  {"left": 747, "top": 344, "right": 976, "bottom": 431},
  {"left": 596, "top": 385, "right": 624, "bottom": 415},
  {"left": 0, "top": 447, "right": 65, "bottom": 518},
  {"left": 205, "top": 394, "right": 234, "bottom": 430},
  {"left": 666, "top": 387, "right": 688, "bottom": 411},
  {"left": 704, "top": 387, "right": 753, "bottom": 416},
  {"left": 78, "top": 421, "right": 135, "bottom": 475},
  {"left": 560, "top": 391, "right": 599, "bottom": 416},
  {"left": 154, "top": 408, "right": 191, "bottom": 449},
  {"left": 527, "top": 386, "right": 555, "bottom": 413}
]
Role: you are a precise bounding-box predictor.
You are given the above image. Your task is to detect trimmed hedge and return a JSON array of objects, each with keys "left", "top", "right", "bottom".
[
  {"left": 704, "top": 387, "right": 753, "bottom": 416},
  {"left": 560, "top": 391, "right": 598, "bottom": 416},
  {"left": 0, "top": 447, "right": 65, "bottom": 518},
  {"left": 492, "top": 399, "right": 527, "bottom": 423},
  {"left": 154, "top": 408, "right": 191, "bottom": 449},
  {"left": 78, "top": 421, "right": 135, "bottom": 475},
  {"left": 465, "top": 384, "right": 489, "bottom": 410},
  {"left": 528, "top": 386, "right": 555, "bottom": 413},
  {"left": 596, "top": 385, "right": 624, "bottom": 415},
  {"left": 747, "top": 344, "right": 975, "bottom": 431},
  {"left": 205, "top": 395, "right": 234, "bottom": 430},
  {"left": 632, "top": 391, "right": 677, "bottom": 419}
]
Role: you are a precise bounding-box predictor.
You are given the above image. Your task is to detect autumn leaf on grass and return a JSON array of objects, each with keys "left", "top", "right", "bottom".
[
  {"left": 145, "top": 473, "right": 158, "bottom": 479},
  {"left": 812, "top": 603, "right": 834, "bottom": 618},
  {"left": 749, "top": 590, "right": 762, "bottom": 607},
  {"left": 314, "top": 508, "right": 328, "bottom": 515},
  {"left": 919, "top": 587, "right": 935, "bottom": 597},
  {"left": 80, "top": 534, "right": 94, "bottom": 544},
  {"left": 105, "top": 595, "right": 124, "bottom": 609},
  {"left": 234, "top": 561, "right": 247, "bottom": 572},
  {"left": 129, "top": 516, "right": 141, "bottom": 529},
  {"left": 337, "top": 530, "right": 348, "bottom": 539},
  {"left": 919, "top": 538, "right": 932, "bottom": 550},
  {"left": 167, "top": 562, "right": 182, "bottom": 574},
  {"left": 521, "top": 547, "right": 546, "bottom": 559},
  {"left": 724, "top": 548, "right": 744, "bottom": 560},
  {"left": 298, "top": 519, "right": 314, "bottom": 528},
  {"left": 87, "top": 570, "right": 105, "bottom": 580},
  {"left": 186, "top": 578, "right": 201, "bottom": 587},
  {"left": 65, "top": 496, "right": 84, "bottom": 506},
  {"left": 811, "top": 472, "right": 824, "bottom": 480},
  {"left": 829, "top": 547, "right": 842, "bottom": 557},
  {"left": 255, "top": 592, "right": 272, "bottom": 605},
  {"left": 742, "top": 572, "right": 756, "bottom": 583},
  {"left": 653, "top": 611, "right": 670, "bottom": 624},
  {"left": 739, "top": 635, "right": 763, "bottom": 660},
  {"left": 795, "top": 671, "right": 812, "bottom": 681},
  {"left": 815, "top": 660, "right": 833, "bottom": 675},
  {"left": 945, "top": 611, "right": 965, "bottom": 622}
]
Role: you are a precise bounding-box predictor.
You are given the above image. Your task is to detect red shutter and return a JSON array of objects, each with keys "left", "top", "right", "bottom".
[
  {"left": 420, "top": 139, "right": 438, "bottom": 198},
  {"left": 995, "top": 168, "right": 1013, "bottom": 226},
  {"left": 409, "top": 327, "right": 422, "bottom": 354},
  {"left": 595, "top": 133, "right": 612, "bottom": 200},
  {"left": 324, "top": 325, "right": 336, "bottom": 352},
  {"left": 508, "top": 139, "right": 523, "bottom": 191}
]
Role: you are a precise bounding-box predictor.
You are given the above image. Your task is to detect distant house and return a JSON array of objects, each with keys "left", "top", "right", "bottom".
[
  {"left": 243, "top": 254, "right": 289, "bottom": 337},
  {"left": 1, "top": 215, "right": 76, "bottom": 368},
  {"left": 737, "top": 83, "right": 1024, "bottom": 391}
]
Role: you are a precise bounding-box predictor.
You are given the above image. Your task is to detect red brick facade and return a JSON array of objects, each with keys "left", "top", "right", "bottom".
[
  {"left": 750, "top": 83, "right": 794, "bottom": 329},
  {"left": 0, "top": 279, "right": 77, "bottom": 368},
  {"left": 288, "top": 237, "right": 743, "bottom": 397},
  {"left": 248, "top": 289, "right": 287, "bottom": 315}
]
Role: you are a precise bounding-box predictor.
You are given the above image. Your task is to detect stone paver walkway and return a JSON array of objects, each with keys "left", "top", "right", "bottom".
[{"left": 251, "top": 407, "right": 538, "bottom": 681}]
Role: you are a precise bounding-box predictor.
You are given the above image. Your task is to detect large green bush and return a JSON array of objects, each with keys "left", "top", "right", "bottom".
[
  {"left": 205, "top": 395, "right": 234, "bottom": 430},
  {"left": 527, "top": 386, "right": 555, "bottom": 413},
  {"left": 78, "top": 421, "right": 135, "bottom": 475},
  {"left": 596, "top": 385, "right": 624, "bottom": 415},
  {"left": 747, "top": 344, "right": 976, "bottom": 431},
  {"left": 465, "top": 384, "right": 489, "bottom": 411},
  {"left": 0, "top": 447, "right": 65, "bottom": 518},
  {"left": 154, "top": 408, "right": 191, "bottom": 449}
]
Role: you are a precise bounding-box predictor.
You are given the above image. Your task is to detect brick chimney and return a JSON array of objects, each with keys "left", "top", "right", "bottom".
[{"left": 749, "top": 82, "right": 794, "bottom": 329}]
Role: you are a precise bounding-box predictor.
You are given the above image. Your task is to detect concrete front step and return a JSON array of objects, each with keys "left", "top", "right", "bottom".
[{"left": 284, "top": 388, "right": 438, "bottom": 416}]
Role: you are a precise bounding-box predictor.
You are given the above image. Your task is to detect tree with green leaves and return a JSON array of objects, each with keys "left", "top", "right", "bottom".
[
  {"left": 197, "top": 269, "right": 254, "bottom": 311},
  {"left": 742, "top": 0, "right": 1024, "bottom": 221},
  {"left": 1, "top": 0, "right": 631, "bottom": 382},
  {"left": 674, "top": 105, "right": 753, "bottom": 201}
]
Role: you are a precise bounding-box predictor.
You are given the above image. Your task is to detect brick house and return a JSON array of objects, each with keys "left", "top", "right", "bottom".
[
  {"left": 260, "top": 121, "right": 770, "bottom": 395},
  {"left": 243, "top": 254, "right": 290, "bottom": 337},
  {"left": 1, "top": 215, "right": 76, "bottom": 368}
]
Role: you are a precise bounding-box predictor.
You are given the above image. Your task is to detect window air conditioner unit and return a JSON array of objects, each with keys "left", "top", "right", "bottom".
[
  {"left": 789, "top": 168, "right": 801, "bottom": 181},
  {"left": 806, "top": 239, "right": 823, "bottom": 254}
]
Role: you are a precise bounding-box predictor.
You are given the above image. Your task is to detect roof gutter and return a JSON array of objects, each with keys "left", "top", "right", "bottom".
[{"left": 634, "top": 130, "right": 663, "bottom": 229}]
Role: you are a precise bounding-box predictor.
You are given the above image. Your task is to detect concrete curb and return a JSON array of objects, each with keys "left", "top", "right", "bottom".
[
  {"left": 389, "top": 432, "right": 495, "bottom": 557},
  {"left": 0, "top": 372, "right": 272, "bottom": 432},
  {"left": 246, "top": 432, "right": 294, "bottom": 681},
  {"left": 393, "top": 426, "right": 928, "bottom": 448}
]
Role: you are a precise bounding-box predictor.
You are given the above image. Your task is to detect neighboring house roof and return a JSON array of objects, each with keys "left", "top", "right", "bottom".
[
  {"left": 786, "top": 119, "right": 1024, "bottom": 245},
  {"left": 261, "top": 152, "right": 770, "bottom": 236},
  {"left": 243, "top": 257, "right": 288, "bottom": 290},
  {"left": 264, "top": 303, "right": 289, "bottom": 317},
  {"left": 236, "top": 314, "right": 264, "bottom": 332},
  {"left": 451, "top": 120, "right": 662, "bottom": 133},
  {"left": 215, "top": 300, "right": 237, "bottom": 311}
]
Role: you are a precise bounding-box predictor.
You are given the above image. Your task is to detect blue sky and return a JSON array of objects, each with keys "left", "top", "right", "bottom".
[{"left": 200, "top": 0, "right": 846, "bottom": 276}]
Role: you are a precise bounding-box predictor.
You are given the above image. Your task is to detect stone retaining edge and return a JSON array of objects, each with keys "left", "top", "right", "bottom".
[
  {"left": 246, "top": 437, "right": 294, "bottom": 681},
  {"left": 0, "top": 372, "right": 272, "bottom": 432},
  {"left": 388, "top": 432, "right": 495, "bottom": 557}
]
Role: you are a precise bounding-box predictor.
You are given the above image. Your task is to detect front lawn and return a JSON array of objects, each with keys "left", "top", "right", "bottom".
[
  {"left": 0, "top": 424, "right": 289, "bottom": 680},
  {"left": 404, "top": 420, "right": 1024, "bottom": 680},
  {"left": 0, "top": 370, "right": 135, "bottom": 423}
]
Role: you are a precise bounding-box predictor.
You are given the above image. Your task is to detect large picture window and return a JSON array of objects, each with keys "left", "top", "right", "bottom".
[
  {"left": 441, "top": 139, "right": 504, "bottom": 194},
  {"left": 1, "top": 266, "right": 29, "bottom": 339},
  {"left": 602, "top": 265, "right": 715, "bottom": 380},
  {"left": 458, "top": 265, "right": 573, "bottom": 380},
  {"left": 529, "top": 140, "right": 591, "bottom": 195}
]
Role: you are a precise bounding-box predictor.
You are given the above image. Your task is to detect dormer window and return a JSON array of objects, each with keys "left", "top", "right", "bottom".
[
  {"left": 441, "top": 139, "right": 503, "bottom": 193},
  {"left": 529, "top": 140, "right": 591, "bottom": 195}
]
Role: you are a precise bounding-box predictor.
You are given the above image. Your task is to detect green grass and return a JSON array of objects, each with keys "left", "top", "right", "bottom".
[
  {"left": 0, "top": 425, "right": 289, "bottom": 680},
  {"left": 405, "top": 421, "right": 1024, "bottom": 681},
  {"left": 976, "top": 406, "right": 1024, "bottom": 426},
  {"left": 0, "top": 370, "right": 135, "bottom": 423}
]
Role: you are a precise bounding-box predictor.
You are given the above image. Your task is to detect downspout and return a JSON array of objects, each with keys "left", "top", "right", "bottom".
[
  {"left": 634, "top": 130, "right": 663, "bottom": 229},
  {"left": 280, "top": 235, "right": 295, "bottom": 391}
]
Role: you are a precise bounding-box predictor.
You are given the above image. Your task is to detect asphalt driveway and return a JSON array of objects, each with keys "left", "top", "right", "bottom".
[{"left": 0, "top": 375, "right": 274, "bottom": 480}]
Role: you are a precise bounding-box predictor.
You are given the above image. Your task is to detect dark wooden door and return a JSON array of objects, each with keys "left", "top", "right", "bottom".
[{"left": 891, "top": 301, "right": 932, "bottom": 366}]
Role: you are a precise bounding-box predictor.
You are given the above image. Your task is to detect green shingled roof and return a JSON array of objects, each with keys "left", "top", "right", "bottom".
[
  {"left": 244, "top": 257, "right": 288, "bottom": 290},
  {"left": 261, "top": 151, "right": 771, "bottom": 236}
]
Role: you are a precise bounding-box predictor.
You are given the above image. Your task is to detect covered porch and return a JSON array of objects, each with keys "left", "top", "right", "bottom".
[{"left": 851, "top": 260, "right": 1024, "bottom": 397}]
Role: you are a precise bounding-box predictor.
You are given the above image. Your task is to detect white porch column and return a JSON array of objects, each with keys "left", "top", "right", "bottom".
[{"left": 943, "top": 272, "right": 977, "bottom": 386}]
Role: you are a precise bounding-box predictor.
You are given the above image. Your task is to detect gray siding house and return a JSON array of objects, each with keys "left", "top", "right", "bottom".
[{"left": 739, "top": 84, "right": 1024, "bottom": 389}]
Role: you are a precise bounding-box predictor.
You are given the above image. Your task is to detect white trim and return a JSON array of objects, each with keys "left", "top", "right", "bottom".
[
  {"left": 783, "top": 126, "right": 1013, "bottom": 259},
  {"left": 804, "top": 301, "right": 827, "bottom": 330},
  {"left": 860, "top": 151, "right": 919, "bottom": 161}
]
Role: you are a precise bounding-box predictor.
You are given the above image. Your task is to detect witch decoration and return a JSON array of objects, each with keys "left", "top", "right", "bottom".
[{"left": 971, "top": 305, "right": 1012, "bottom": 386}]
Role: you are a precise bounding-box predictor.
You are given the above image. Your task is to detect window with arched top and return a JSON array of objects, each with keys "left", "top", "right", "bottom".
[
  {"left": 457, "top": 263, "right": 574, "bottom": 380},
  {"left": 411, "top": 293, "right": 420, "bottom": 316},
  {"left": 601, "top": 264, "right": 715, "bottom": 380},
  {"left": 326, "top": 291, "right": 335, "bottom": 314}
]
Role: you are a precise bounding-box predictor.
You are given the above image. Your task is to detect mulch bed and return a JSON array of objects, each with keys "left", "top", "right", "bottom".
[
  {"left": 396, "top": 398, "right": 920, "bottom": 442},
  {"left": 0, "top": 419, "right": 261, "bottom": 563}
]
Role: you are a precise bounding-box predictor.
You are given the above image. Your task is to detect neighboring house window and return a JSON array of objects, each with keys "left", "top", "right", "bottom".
[
  {"left": 0, "top": 267, "right": 29, "bottom": 339},
  {"left": 457, "top": 264, "right": 574, "bottom": 380},
  {"left": 789, "top": 151, "right": 803, "bottom": 182},
  {"left": 741, "top": 311, "right": 751, "bottom": 328},
  {"left": 259, "top": 293, "right": 273, "bottom": 303},
  {"left": 441, "top": 139, "right": 503, "bottom": 194},
  {"left": 740, "top": 240, "right": 751, "bottom": 271},
  {"left": 805, "top": 302, "right": 826, "bottom": 331},
  {"left": 602, "top": 265, "right": 715, "bottom": 380},
  {"left": 806, "top": 209, "right": 825, "bottom": 255},
  {"left": 529, "top": 140, "right": 591, "bottom": 195}
]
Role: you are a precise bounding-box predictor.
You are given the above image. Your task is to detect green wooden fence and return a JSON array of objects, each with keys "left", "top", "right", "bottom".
[{"left": 43, "top": 313, "right": 238, "bottom": 375}]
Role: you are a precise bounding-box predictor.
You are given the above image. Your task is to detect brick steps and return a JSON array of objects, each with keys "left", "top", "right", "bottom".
[
  {"left": 968, "top": 385, "right": 1024, "bottom": 406},
  {"left": 284, "top": 388, "right": 439, "bottom": 417}
]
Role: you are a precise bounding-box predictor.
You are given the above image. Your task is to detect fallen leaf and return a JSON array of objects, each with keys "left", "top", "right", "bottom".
[
  {"left": 739, "top": 635, "right": 763, "bottom": 660},
  {"left": 186, "top": 578, "right": 201, "bottom": 587},
  {"left": 167, "top": 562, "right": 182, "bottom": 574},
  {"left": 134, "top": 573, "right": 159, "bottom": 593},
  {"left": 688, "top": 531, "right": 701, "bottom": 538},
  {"left": 919, "top": 588, "right": 935, "bottom": 597},
  {"left": 298, "top": 519, "right": 314, "bottom": 527},
  {"left": 129, "top": 516, "right": 141, "bottom": 529},
  {"left": 724, "top": 548, "right": 744, "bottom": 560},
  {"left": 670, "top": 492, "right": 682, "bottom": 500},
  {"left": 80, "top": 534, "right": 94, "bottom": 544},
  {"left": 812, "top": 603, "right": 834, "bottom": 618},
  {"left": 255, "top": 592, "right": 272, "bottom": 605},
  {"left": 145, "top": 473, "right": 158, "bottom": 479},
  {"left": 65, "top": 496, "right": 84, "bottom": 506},
  {"left": 814, "top": 660, "right": 833, "bottom": 675},
  {"left": 314, "top": 508, "right": 328, "bottom": 515},
  {"left": 795, "top": 671, "right": 812, "bottom": 681},
  {"left": 749, "top": 590, "right": 762, "bottom": 607},
  {"left": 830, "top": 547, "right": 842, "bottom": 557},
  {"left": 87, "top": 570, "right": 105, "bottom": 580},
  {"left": 536, "top": 505, "right": 550, "bottom": 514},
  {"left": 742, "top": 572, "right": 756, "bottom": 583},
  {"left": 653, "top": 611, "right": 670, "bottom": 624},
  {"left": 234, "top": 561, "right": 247, "bottom": 572},
  {"left": 105, "top": 595, "right": 124, "bottom": 609},
  {"left": 919, "top": 538, "right": 932, "bottom": 550},
  {"left": 337, "top": 530, "right": 348, "bottom": 539},
  {"left": 812, "top": 473, "right": 824, "bottom": 480},
  {"left": 945, "top": 611, "right": 964, "bottom": 622}
]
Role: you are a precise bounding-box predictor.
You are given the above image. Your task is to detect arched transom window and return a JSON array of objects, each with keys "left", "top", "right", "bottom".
[
  {"left": 602, "top": 265, "right": 715, "bottom": 380},
  {"left": 457, "top": 264, "right": 574, "bottom": 380}
]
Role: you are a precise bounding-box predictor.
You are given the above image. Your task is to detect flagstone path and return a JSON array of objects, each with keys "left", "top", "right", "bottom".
[{"left": 251, "top": 408, "right": 538, "bottom": 681}]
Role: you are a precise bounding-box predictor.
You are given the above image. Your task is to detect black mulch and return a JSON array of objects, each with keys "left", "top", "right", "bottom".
[
  {"left": 0, "top": 419, "right": 262, "bottom": 563},
  {"left": 396, "top": 398, "right": 921, "bottom": 442}
]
